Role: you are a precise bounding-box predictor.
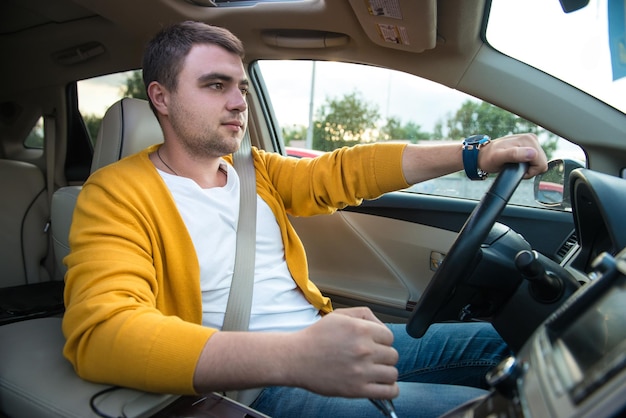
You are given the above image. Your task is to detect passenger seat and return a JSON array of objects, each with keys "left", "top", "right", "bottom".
[
  {"left": 0, "top": 159, "right": 50, "bottom": 288},
  {"left": 0, "top": 98, "right": 171, "bottom": 418},
  {"left": 0, "top": 158, "right": 63, "bottom": 326}
]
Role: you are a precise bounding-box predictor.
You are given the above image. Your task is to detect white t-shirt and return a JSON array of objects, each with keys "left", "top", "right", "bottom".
[{"left": 158, "top": 161, "right": 322, "bottom": 332}]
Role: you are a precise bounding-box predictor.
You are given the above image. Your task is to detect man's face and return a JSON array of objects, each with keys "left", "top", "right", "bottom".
[{"left": 165, "top": 44, "right": 249, "bottom": 158}]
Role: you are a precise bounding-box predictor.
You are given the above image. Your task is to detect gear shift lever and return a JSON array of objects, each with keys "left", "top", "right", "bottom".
[{"left": 515, "top": 249, "right": 564, "bottom": 303}]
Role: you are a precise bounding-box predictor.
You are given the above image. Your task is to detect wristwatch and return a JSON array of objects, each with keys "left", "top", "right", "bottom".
[{"left": 462, "top": 134, "right": 491, "bottom": 180}]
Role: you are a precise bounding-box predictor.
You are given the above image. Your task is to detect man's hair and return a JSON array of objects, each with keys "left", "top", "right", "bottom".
[{"left": 142, "top": 21, "right": 245, "bottom": 102}]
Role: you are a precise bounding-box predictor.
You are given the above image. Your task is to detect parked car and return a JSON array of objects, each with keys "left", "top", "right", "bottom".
[
  {"left": 285, "top": 147, "right": 325, "bottom": 159},
  {"left": 1, "top": 0, "right": 626, "bottom": 417},
  {"left": 536, "top": 181, "right": 564, "bottom": 204}
]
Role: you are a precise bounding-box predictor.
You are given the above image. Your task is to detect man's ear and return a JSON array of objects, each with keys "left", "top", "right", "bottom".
[{"left": 147, "top": 82, "right": 169, "bottom": 116}]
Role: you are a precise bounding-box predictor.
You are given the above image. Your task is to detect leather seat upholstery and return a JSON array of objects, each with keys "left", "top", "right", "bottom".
[
  {"left": 0, "top": 159, "right": 50, "bottom": 288},
  {"left": 0, "top": 98, "right": 174, "bottom": 418},
  {"left": 52, "top": 98, "right": 164, "bottom": 275}
]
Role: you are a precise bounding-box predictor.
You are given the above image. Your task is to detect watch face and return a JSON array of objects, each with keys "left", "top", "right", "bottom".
[
  {"left": 465, "top": 134, "right": 490, "bottom": 145},
  {"left": 462, "top": 135, "right": 491, "bottom": 180}
]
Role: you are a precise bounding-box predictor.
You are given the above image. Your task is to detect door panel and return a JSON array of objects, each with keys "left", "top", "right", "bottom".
[
  {"left": 290, "top": 191, "right": 575, "bottom": 321},
  {"left": 291, "top": 211, "right": 456, "bottom": 306}
]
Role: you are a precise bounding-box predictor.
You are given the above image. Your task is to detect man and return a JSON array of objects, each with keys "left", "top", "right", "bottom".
[{"left": 63, "top": 21, "right": 547, "bottom": 418}]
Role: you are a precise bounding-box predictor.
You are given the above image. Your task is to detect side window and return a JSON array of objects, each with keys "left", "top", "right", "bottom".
[
  {"left": 23, "top": 116, "right": 44, "bottom": 148},
  {"left": 77, "top": 70, "right": 145, "bottom": 144},
  {"left": 255, "top": 60, "right": 586, "bottom": 210}
]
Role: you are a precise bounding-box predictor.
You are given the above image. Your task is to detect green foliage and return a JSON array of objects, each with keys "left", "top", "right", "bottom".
[
  {"left": 445, "top": 101, "right": 524, "bottom": 139},
  {"left": 541, "top": 163, "right": 566, "bottom": 184},
  {"left": 24, "top": 118, "right": 44, "bottom": 148},
  {"left": 122, "top": 70, "right": 148, "bottom": 100},
  {"left": 441, "top": 100, "right": 558, "bottom": 159},
  {"left": 24, "top": 130, "right": 44, "bottom": 148},
  {"left": 312, "top": 91, "right": 380, "bottom": 151},
  {"left": 282, "top": 124, "right": 307, "bottom": 146},
  {"left": 540, "top": 136, "right": 558, "bottom": 160},
  {"left": 381, "top": 117, "right": 431, "bottom": 142},
  {"left": 83, "top": 114, "right": 103, "bottom": 144},
  {"left": 309, "top": 94, "right": 557, "bottom": 157}
]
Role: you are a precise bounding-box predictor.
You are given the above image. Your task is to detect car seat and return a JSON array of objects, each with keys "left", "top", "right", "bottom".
[
  {"left": 0, "top": 98, "right": 174, "bottom": 418},
  {"left": 51, "top": 97, "right": 164, "bottom": 275},
  {"left": 0, "top": 159, "right": 50, "bottom": 288}
]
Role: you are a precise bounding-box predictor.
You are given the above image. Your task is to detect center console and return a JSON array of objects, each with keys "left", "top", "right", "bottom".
[{"left": 442, "top": 249, "right": 626, "bottom": 418}]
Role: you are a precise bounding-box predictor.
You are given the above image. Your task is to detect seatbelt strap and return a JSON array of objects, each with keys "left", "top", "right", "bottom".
[
  {"left": 222, "top": 129, "right": 261, "bottom": 405},
  {"left": 43, "top": 113, "right": 57, "bottom": 280},
  {"left": 222, "top": 129, "right": 257, "bottom": 332},
  {"left": 44, "top": 114, "right": 56, "bottom": 205}
]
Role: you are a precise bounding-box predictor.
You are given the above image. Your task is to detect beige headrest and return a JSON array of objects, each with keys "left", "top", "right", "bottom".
[{"left": 91, "top": 98, "right": 164, "bottom": 173}]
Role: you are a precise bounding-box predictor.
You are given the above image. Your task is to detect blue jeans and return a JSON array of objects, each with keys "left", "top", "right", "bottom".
[{"left": 250, "top": 322, "right": 509, "bottom": 418}]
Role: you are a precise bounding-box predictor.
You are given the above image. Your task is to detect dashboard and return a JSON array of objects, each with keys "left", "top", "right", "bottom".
[
  {"left": 569, "top": 169, "right": 626, "bottom": 273},
  {"left": 440, "top": 168, "right": 626, "bottom": 418}
]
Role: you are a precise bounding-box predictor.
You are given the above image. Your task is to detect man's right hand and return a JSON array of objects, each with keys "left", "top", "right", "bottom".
[
  {"left": 286, "top": 307, "right": 399, "bottom": 399},
  {"left": 193, "top": 307, "right": 399, "bottom": 399}
]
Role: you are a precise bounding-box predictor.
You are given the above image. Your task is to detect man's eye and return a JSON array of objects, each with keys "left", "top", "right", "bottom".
[
  {"left": 209, "top": 83, "right": 224, "bottom": 90},
  {"left": 240, "top": 88, "right": 249, "bottom": 96}
]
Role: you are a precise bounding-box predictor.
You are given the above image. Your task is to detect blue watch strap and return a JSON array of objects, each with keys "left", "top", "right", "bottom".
[{"left": 462, "top": 135, "right": 490, "bottom": 180}]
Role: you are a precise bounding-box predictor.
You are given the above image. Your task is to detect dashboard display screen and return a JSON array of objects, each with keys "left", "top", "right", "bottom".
[{"left": 552, "top": 283, "right": 626, "bottom": 402}]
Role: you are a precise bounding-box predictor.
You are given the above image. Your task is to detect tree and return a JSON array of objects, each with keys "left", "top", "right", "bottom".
[
  {"left": 83, "top": 114, "right": 103, "bottom": 143},
  {"left": 381, "top": 117, "right": 431, "bottom": 142},
  {"left": 281, "top": 124, "right": 307, "bottom": 146},
  {"left": 312, "top": 91, "right": 380, "bottom": 151},
  {"left": 24, "top": 118, "right": 44, "bottom": 148},
  {"left": 440, "top": 100, "right": 559, "bottom": 159},
  {"left": 444, "top": 101, "right": 522, "bottom": 139},
  {"left": 122, "top": 70, "right": 148, "bottom": 100},
  {"left": 432, "top": 121, "right": 444, "bottom": 139}
]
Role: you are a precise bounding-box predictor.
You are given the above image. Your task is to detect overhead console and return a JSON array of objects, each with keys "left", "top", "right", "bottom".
[{"left": 347, "top": 0, "right": 436, "bottom": 52}]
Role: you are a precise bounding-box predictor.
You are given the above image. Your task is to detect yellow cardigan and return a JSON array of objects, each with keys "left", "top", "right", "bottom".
[{"left": 62, "top": 142, "right": 409, "bottom": 394}]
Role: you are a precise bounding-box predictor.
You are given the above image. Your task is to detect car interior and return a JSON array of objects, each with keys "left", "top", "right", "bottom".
[{"left": 1, "top": 0, "right": 626, "bottom": 417}]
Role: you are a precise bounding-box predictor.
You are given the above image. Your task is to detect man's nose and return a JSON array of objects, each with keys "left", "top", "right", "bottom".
[{"left": 228, "top": 89, "right": 248, "bottom": 112}]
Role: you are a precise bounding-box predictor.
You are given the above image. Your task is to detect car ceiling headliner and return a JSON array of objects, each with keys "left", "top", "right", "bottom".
[{"left": 0, "top": 0, "right": 486, "bottom": 96}]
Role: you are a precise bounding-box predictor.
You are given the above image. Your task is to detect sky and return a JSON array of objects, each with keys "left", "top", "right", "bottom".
[
  {"left": 77, "top": 71, "right": 136, "bottom": 117},
  {"left": 488, "top": 0, "right": 626, "bottom": 113},
  {"left": 257, "top": 60, "right": 473, "bottom": 132}
]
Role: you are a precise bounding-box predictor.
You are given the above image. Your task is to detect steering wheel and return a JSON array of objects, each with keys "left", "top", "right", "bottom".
[{"left": 406, "top": 162, "right": 529, "bottom": 338}]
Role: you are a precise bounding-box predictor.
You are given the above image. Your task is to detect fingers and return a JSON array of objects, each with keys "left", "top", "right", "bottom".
[
  {"left": 480, "top": 133, "right": 548, "bottom": 178},
  {"left": 505, "top": 144, "right": 548, "bottom": 179},
  {"left": 293, "top": 310, "right": 399, "bottom": 399},
  {"left": 365, "top": 380, "right": 400, "bottom": 400},
  {"left": 333, "top": 307, "right": 394, "bottom": 346},
  {"left": 333, "top": 306, "right": 386, "bottom": 325}
]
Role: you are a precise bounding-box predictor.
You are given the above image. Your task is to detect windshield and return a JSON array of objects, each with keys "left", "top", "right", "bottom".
[{"left": 486, "top": 0, "right": 626, "bottom": 115}]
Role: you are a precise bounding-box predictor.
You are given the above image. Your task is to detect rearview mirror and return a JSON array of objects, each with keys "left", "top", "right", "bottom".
[
  {"left": 534, "top": 158, "right": 585, "bottom": 209},
  {"left": 559, "top": 0, "right": 590, "bottom": 13}
]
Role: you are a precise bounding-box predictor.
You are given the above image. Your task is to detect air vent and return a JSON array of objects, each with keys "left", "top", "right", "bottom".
[{"left": 555, "top": 231, "right": 578, "bottom": 262}]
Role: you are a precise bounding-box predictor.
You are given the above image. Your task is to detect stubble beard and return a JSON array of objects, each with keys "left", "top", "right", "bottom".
[
  {"left": 170, "top": 107, "right": 242, "bottom": 159},
  {"left": 184, "top": 129, "right": 241, "bottom": 159}
]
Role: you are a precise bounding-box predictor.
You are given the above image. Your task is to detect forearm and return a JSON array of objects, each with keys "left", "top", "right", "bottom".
[
  {"left": 193, "top": 331, "right": 296, "bottom": 393},
  {"left": 401, "top": 143, "right": 463, "bottom": 185},
  {"left": 401, "top": 134, "right": 548, "bottom": 185},
  {"left": 193, "top": 308, "right": 400, "bottom": 399}
]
